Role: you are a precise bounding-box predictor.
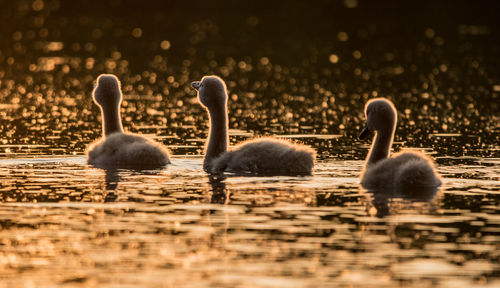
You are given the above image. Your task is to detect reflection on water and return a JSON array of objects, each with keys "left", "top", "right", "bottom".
[
  {"left": 1, "top": 0, "right": 499, "bottom": 287},
  {"left": 104, "top": 168, "right": 120, "bottom": 192},
  {"left": 209, "top": 175, "right": 229, "bottom": 204},
  {"left": 0, "top": 157, "right": 498, "bottom": 287},
  {"left": 366, "top": 185, "right": 441, "bottom": 218}
]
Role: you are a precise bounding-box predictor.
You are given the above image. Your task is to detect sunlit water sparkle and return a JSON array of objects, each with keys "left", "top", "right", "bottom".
[
  {"left": 1, "top": 0, "right": 499, "bottom": 287},
  {"left": 0, "top": 156, "right": 499, "bottom": 287}
]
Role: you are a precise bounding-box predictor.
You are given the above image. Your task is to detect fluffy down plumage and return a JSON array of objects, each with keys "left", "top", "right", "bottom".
[
  {"left": 210, "top": 137, "right": 315, "bottom": 175},
  {"left": 88, "top": 132, "right": 170, "bottom": 169},
  {"left": 192, "top": 75, "right": 315, "bottom": 176},
  {"left": 86, "top": 74, "right": 170, "bottom": 169},
  {"left": 359, "top": 98, "right": 441, "bottom": 191},
  {"left": 361, "top": 151, "right": 441, "bottom": 190}
]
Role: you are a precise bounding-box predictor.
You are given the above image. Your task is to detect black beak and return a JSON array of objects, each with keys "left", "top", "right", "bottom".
[
  {"left": 191, "top": 81, "right": 201, "bottom": 90},
  {"left": 358, "top": 125, "right": 372, "bottom": 140}
]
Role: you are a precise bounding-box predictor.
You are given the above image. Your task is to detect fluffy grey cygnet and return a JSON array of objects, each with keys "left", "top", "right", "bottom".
[
  {"left": 87, "top": 74, "right": 170, "bottom": 169},
  {"left": 359, "top": 98, "right": 441, "bottom": 190},
  {"left": 191, "top": 75, "right": 315, "bottom": 176}
]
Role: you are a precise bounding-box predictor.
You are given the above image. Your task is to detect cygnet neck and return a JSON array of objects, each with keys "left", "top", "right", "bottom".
[
  {"left": 367, "top": 123, "right": 395, "bottom": 166},
  {"left": 100, "top": 102, "right": 124, "bottom": 137},
  {"left": 204, "top": 101, "right": 228, "bottom": 170}
]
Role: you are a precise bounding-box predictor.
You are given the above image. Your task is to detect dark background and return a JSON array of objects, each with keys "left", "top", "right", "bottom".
[{"left": 0, "top": 0, "right": 499, "bottom": 159}]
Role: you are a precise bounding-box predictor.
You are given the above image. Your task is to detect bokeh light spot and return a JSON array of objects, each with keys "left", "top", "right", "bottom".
[{"left": 329, "top": 54, "right": 339, "bottom": 63}]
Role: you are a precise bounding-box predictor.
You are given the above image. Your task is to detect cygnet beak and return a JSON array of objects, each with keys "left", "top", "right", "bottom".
[
  {"left": 358, "top": 125, "right": 372, "bottom": 140},
  {"left": 191, "top": 81, "right": 201, "bottom": 91}
]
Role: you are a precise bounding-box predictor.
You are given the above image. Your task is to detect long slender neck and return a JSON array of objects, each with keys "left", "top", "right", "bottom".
[
  {"left": 367, "top": 126, "right": 395, "bottom": 166},
  {"left": 101, "top": 104, "right": 123, "bottom": 137},
  {"left": 204, "top": 104, "right": 228, "bottom": 170}
]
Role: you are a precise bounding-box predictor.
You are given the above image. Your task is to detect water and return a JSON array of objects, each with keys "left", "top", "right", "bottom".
[
  {"left": 1, "top": 1, "right": 499, "bottom": 287},
  {"left": 0, "top": 157, "right": 498, "bottom": 287}
]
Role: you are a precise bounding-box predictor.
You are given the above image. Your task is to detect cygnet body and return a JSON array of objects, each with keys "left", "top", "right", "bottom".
[
  {"left": 359, "top": 98, "right": 441, "bottom": 190},
  {"left": 192, "top": 75, "right": 315, "bottom": 176},
  {"left": 87, "top": 74, "right": 170, "bottom": 169}
]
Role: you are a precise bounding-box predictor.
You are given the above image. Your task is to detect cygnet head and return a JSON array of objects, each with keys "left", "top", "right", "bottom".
[
  {"left": 191, "top": 75, "right": 228, "bottom": 110},
  {"left": 93, "top": 74, "right": 122, "bottom": 108},
  {"left": 359, "top": 98, "right": 397, "bottom": 139}
]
